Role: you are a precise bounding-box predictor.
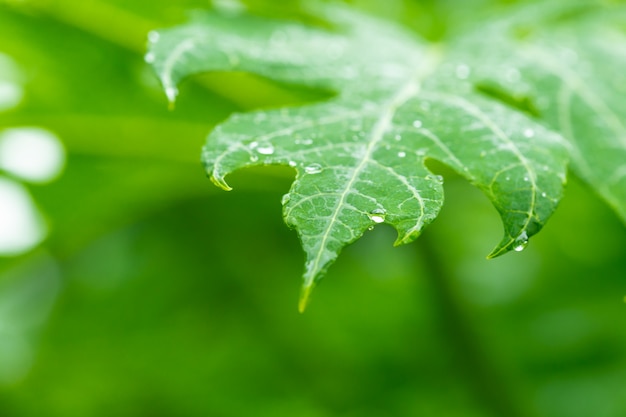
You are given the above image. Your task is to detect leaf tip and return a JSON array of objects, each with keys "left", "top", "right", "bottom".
[
  {"left": 298, "top": 283, "right": 315, "bottom": 313},
  {"left": 487, "top": 230, "right": 530, "bottom": 259},
  {"left": 209, "top": 174, "right": 232, "bottom": 191},
  {"left": 165, "top": 86, "right": 179, "bottom": 110}
]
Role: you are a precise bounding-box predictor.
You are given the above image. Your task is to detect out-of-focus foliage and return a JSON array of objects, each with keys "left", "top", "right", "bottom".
[{"left": 0, "top": 1, "right": 625, "bottom": 417}]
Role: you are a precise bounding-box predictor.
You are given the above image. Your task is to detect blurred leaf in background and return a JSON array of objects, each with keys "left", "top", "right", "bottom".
[{"left": 0, "top": 1, "right": 625, "bottom": 417}]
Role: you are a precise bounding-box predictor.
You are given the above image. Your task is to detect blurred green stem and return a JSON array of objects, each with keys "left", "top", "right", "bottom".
[{"left": 417, "top": 235, "right": 530, "bottom": 417}]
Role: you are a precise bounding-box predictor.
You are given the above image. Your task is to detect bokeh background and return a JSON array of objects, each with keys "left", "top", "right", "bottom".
[{"left": 1, "top": 1, "right": 625, "bottom": 416}]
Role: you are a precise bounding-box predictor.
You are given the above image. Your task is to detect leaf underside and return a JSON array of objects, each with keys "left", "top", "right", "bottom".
[{"left": 148, "top": 1, "right": 626, "bottom": 310}]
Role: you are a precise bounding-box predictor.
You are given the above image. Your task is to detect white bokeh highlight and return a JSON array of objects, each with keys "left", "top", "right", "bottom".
[
  {"left": 0, "top": 128, "right": 65, "bottom": 183},
  {"left": 0, "top": 178, "right": 47, "bottom": 256}
]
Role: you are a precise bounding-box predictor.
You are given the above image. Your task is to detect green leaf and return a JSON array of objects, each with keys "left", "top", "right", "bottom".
[
  {"left": 149, "top": 3, "right": 626, "bottom": 309},
  {"left": 454, "top": 1, "right": 626, "bottom": 223}
]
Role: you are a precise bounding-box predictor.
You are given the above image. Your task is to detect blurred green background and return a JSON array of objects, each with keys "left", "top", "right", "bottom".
[{"left": 1, "top": 1, "right": 625, "bottom": 416}]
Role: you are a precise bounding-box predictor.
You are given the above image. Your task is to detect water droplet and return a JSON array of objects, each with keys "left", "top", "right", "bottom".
[
  {"left": 523, "top": 176, "right": 529, "bottom": 182},
  {"left": 249, "top": 141, "right": 258, "bottom": 149},
  {"left": 513, "top": 231, "right": 528, "bottom": 252},
  {"left": 304, "top": 163, "right": 322, "bottom": 174},
  {"left": 288, "top": 161, "right": 297, "bottom": 167},
  {"left": 281, "top": 193, "right": 291, "bottom": 205},
  {"left": 301, "top": 138, "right": 313, "bottom": 145},
  {"left": 250, "top": 154, "right": 258, "bottom": 162},
  {"left": 541, "top": 192, "right": 547, "bottom": 197},
  {"left": 397, "top": 151, "right": 406, "bottom": 158},
  {"left": 412, "top": 120, "right": 422, "bottom": 128},
  {"left": 434, "top": 175, "right": 444, "bottom": 182},
  {"left": 394, "top": 134, "right": 402, "bottom": 141},
  {"left": 505, "top": 176, "right": 511, "bottom": 181},
  {"left": 256, "top": 143, "right": 274, "bottom": 155},
  {"left": 455, "top": 64, "right": 471, "bottom": 79},
  {"left": 523, "top": 128, "right": 535, "bottom": 138},
  {"left": 148, "top": 31, "right": 160, "bottom": 43},
  {"left": 144, "top": 52, "right": 155, "bottom": 63},
  {"left": 368, "top": 208, "right": 386, "bottom": 224},
  {"left": 367, "top": 225, "right": 374, "bottom": 231}
]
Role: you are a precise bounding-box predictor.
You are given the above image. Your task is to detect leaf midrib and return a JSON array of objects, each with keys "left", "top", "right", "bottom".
[{"left": 301, "top": 52, "right": 440, "bottom": 291}]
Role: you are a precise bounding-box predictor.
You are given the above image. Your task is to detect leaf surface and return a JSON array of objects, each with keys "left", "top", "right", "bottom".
[
  {"left": 145, "top": 3, "right": 626, "bottom": 309},
  {"left": 455, "top": 2, "right": 626, "bottom": 222}
]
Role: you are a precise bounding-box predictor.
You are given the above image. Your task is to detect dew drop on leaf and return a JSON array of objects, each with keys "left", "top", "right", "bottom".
[
  {"left": 144, "top": 52, "right": 155, "bottom": 63},
  {"left": 256, "top": 143, "right": 275, "bottom": 155},
  {"left": 455, "top": 64, "right": 471, "bottom": 79},
  {"left": 513, "top": 231, "right": 529, "bottom": 252},
  {"left": 368, "top": 208, "right": 386, "bottom": 223},
  {"left": 281, "top": 193, "right": 291, "bottom": 205},
  {"left": 523, "top": 128, "right": 535, "bottom": 138},
  {"left": 288, "top": 160, "right": 297, "bottom": 167},
  {"left": 148, "top": 31, "right": 160, "bottom": 43},
  {"left": 304, "top": 163, "right": 322, "bottom": 174},
  {"left": 412, "top": 120, "right": 423, "bottom": 128},
  {"left": 397, "top": 151, "right": 406, "bottom": 158}
]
